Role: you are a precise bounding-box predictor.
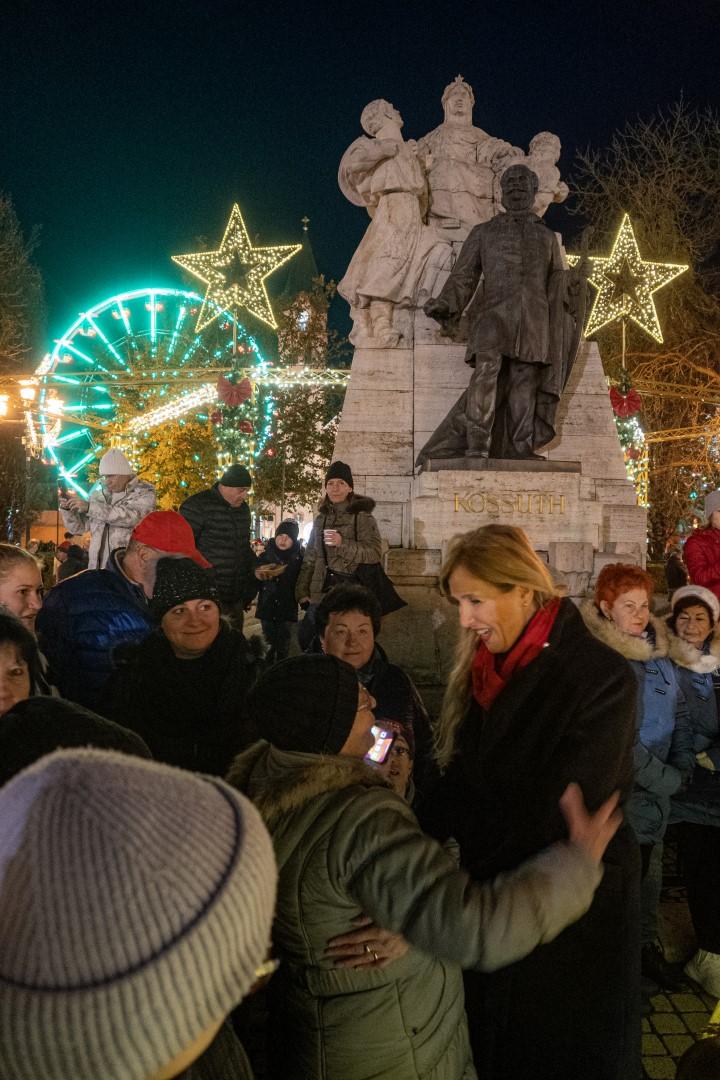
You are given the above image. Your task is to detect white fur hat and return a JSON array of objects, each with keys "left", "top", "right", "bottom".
[
  {"left": 99, "top": 448, "right": 134, "bottom": 475},
  {"left": 671, "top": 585, "right": 720, "bottom": 624}
]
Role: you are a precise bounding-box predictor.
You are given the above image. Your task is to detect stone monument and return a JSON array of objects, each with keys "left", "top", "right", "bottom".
[{"left": 333, "top": 79, "right": 647, "bottom": 708}]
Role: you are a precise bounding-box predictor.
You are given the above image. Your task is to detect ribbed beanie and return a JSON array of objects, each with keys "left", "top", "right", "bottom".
[
  {"left": 99, "top": 448, "right": 134, "bottom": 475},
  {"left": 150, "top": 556, "right": 220, "bottom": 621},
  {"left": 248, "top": 654, "right": 360, "bottom": 754},
  {"left": 0, "top": 748, "right": 277, "bottom": 1080},
  {"left": 325, "top": 460, "right": 354, "bottom": 488}
]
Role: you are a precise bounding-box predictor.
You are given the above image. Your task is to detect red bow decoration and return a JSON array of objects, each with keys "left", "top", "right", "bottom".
[
  {"left": 624, "top": 446, "right": 641, "bottom": 461},
  {"left": 239, "top": 420, "right": 254, "bottom": 434},
  {"left": 209, "top": 410, "right": 223, "bottom": 425},
  {"left": 610, "top": 387, "right": 642, "bottom": 418},
  {"left": 217, "top": 375, "right": 253, "bottom": 408}
]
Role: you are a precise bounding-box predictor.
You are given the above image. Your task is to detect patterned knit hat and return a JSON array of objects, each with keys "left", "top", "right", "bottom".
[
  {"left": 248, "top": 654, "right": 360, "bottom": 754},
  {"left": 275, "top": 519, "right": 300, "bottom": 542},
  {"left": 150, "top": 556, "right": 220, "bottom": 621},
  {"left": 0, "top": 748, "right": 277, "bottom": 1080}
]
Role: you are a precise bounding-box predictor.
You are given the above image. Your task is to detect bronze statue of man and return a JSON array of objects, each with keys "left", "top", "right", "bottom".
[{"left": 419, "top": 163, "right": 575, "bottom": 463}]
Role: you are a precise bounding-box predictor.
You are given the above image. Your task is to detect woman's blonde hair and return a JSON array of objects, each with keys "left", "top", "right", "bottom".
[
  {"left": 435, "top": 524, "right": 563, "bottom": 769},
  {"left": 0, "top": 544, "right": 40, "bottom": 583}
]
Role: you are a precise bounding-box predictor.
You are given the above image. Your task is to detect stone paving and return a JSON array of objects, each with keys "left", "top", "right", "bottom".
[{"left": 642, "top": 835, "right": 719, "bottom": 1078}]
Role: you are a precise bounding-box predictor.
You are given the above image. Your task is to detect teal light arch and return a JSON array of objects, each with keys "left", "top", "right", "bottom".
[{"left": 37, "top": 286, "right": 266, "bottom": 496}]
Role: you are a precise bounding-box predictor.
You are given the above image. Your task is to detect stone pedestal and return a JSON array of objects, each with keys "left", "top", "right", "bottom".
[{"left": 333, "top": 329, "right": 647, "bottom": 708}]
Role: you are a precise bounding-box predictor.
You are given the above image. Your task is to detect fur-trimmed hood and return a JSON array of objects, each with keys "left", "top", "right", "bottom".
[
  {"left": 666, "top": 622, "right": 720, "bottom": 674},
  {"left": 227, "top": 740, "right": 389, "bottom": 829},
  {"left": 579, "top": 600, "right": 670, "bottom": 662},
  {"left": 316, "top": 494, "right": 376, "bottom": 516}
]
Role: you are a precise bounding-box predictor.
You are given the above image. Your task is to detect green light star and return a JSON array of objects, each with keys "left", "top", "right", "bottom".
[
  {"left": 173, "top": 204, "right": 301, "bottom": 331},
  {"left": 568, "top": 214, "right": 688, "bottom": 343}
]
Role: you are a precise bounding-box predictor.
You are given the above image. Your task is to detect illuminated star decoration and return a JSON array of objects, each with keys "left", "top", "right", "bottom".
[
  {"left": 172, "top": 204, "right": 301, "bottom": 332},
  {"left": 568, "top": 214, "right": 688, "bottom": 343}
]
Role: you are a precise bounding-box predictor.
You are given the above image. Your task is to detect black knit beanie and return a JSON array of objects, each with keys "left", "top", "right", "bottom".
[
  {"left": 248, "top": 655, "right": 360, "bottom": 754},
  {"left": 150, "top": 557, "right": 220, "bottom": 621},
  {"left": 275, "top": 520, "right": 300, "bottom": 542},
  {"left": 325, "top": 461, "right": 353, "bottom": 488},
  {"left": 220, "top": 463, "right": 252, "bottom": 488}
]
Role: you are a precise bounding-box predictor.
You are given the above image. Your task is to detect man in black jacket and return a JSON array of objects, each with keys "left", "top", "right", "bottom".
[{"left": 180, "top": 464, "right": 258, "bottom": 626}]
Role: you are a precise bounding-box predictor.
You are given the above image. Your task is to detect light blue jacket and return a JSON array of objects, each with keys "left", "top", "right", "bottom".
[{"left": 581, "top": 606, "right": 695, "bottom": 844}]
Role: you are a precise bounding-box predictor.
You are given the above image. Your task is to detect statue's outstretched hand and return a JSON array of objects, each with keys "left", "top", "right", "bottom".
[
  {"left": 424, "top": 297, "right": 451, "bottom": 322},
  {"left": 559, "top": 782, "right": 622, "bottom": 864}
]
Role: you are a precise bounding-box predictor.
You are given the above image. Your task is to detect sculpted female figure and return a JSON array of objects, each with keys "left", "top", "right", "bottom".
[{"left": 338, "top": 99, "right": 435, "bottom": 347}]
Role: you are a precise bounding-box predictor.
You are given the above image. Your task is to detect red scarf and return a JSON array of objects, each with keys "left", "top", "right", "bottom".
[{"left": 471, "top": 598, "right": 561, "bottom": 711}]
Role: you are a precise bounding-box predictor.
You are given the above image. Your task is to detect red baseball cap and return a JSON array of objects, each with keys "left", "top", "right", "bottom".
[{"left": 131, "top": 511, "right": 211, "bottom": 568}]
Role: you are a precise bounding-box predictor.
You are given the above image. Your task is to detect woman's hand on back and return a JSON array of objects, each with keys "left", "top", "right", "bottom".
[
  {"left": 559, "top": 782, "right": 622, "bottom": 864},
  {"left": 325, "top": 915, "right": 409, "bottom": 969}
]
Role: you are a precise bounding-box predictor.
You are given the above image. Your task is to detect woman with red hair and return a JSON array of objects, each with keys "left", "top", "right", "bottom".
[{"left": 582, "top": 563, "right": 695, "bottom": 994}]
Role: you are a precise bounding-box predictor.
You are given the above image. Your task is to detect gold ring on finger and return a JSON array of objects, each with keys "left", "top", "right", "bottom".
[
  {"left": 363, "top": 943, "right": 372, "bottom": 954},
  {"left": 372, "top": 950, "right": 379, "bottom": 963}
]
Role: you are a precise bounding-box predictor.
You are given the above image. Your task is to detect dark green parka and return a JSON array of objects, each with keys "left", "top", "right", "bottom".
[{"left": 228, "top": 742, "right": 602, "bottom": 1080}]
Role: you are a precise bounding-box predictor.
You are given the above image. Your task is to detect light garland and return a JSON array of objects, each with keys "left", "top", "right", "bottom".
[
  {"left": 568, "top": 214, "right": 688, "bottom": 342},
  {"left": 172, "top": 204, "right": 301, "bottom": 332},
  {"left": 124, "top": 368, "right": 351, "bottom": 434}
]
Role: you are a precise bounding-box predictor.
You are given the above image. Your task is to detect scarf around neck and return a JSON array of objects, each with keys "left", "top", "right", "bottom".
[{"left": 471, "top": 598, "right": 561, "bottom": 711}]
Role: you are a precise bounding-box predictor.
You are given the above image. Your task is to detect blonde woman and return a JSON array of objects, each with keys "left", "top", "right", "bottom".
[
  {"left": 0, "top": 544, "right": 54, "bottom": 694},
  {"left": 424, "top": 525, "right": 640, "bottom": 1080}
]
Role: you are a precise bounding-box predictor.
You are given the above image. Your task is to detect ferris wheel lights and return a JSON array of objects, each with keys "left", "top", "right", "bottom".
[
  {"left": 0, "top": 395, "right": 8, "bottom": 417},
  {"left": 46, "top": 396, "right": 64, "bottom": 415}
]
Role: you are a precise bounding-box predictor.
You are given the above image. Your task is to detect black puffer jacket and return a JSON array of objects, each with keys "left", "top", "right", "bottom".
[
  {"left": 101, "top": 623, "right": 260, "bottom": 776},
  {"left": 180, "top": 485, "right": 257, "bottom": 607}
]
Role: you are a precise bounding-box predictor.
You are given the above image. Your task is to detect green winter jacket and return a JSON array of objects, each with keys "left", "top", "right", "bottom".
[
  {"left": 227, "top": 742, "right": 603, "bottom": 1080},
  {"left": 295, "top": 495, "right": 383, "bottom": 605}
]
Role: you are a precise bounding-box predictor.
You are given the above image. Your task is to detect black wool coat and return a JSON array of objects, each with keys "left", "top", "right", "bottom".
[
  {"left": 102, "top": 623, "right": 259, "bottom": 777},
  {"left": 180, "top": 485, "right": 257, "bottom": 607},
  {"left": 421, "top": 598, "right": 641, "bottom": 1080}
]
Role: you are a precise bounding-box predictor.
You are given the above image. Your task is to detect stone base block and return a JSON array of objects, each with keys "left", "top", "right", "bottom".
[{"left": 548, "top": 541, "right": 594, "bottom": 573}]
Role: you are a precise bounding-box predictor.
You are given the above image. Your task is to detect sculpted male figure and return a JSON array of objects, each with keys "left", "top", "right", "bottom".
[
  {"left": 419, "top": 164, "right": 569, "bottom": 462},
  {"left": 418, "top": 75, "right": 517, "bottom": 236}
]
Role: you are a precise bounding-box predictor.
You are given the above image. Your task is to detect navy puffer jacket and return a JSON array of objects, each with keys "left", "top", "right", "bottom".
[{"left": 36, "top": 550, "right": 152, "bottom": 711}]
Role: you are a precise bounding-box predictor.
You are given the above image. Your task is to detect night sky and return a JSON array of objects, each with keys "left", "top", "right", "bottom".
[{"left": 1, "top": 0, "right": 717, "bottom": 345}]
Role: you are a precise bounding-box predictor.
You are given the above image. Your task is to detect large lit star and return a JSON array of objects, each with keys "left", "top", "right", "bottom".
[
  {"left": 172, "top": 204, "right": 301, "bottom": 331},
  {"left": 568, "top": 214, "right": 688, "bottom": 343}
]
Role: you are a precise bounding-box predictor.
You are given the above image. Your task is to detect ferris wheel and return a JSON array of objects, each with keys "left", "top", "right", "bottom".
[{"left": 34, "top": 286, "right": 266, "bottom": 496}]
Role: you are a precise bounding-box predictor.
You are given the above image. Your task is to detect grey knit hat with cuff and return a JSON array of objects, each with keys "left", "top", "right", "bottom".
[{"left": 0, "top": 748, "right": 277, "bottom": 1080}]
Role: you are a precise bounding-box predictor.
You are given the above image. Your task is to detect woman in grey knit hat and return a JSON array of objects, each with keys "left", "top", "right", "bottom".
[{"left": 0, "top": 748, "right": 277, "bottom": 1080}]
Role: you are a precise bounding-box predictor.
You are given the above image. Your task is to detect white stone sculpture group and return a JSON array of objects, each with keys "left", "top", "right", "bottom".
[{"left": 338, "top": 76, "right": 568, "bottom": 349}]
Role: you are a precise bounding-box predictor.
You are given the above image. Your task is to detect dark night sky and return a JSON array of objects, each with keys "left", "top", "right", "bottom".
[{"left": 1, "top": 0, "right": 718, "bottom": 345}]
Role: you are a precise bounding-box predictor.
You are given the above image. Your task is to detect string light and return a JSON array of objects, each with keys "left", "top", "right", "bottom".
[
  {"left": 568, "top": 214, "right": 688, "bottom": 342},
  {"left": 172, "top": 204, "right": 301, "bottom": 331}
]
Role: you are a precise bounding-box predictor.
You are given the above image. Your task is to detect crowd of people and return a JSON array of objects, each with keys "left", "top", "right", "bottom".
[{"left": 2, "top": 462, "right": 720, "bottom": 1078}]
